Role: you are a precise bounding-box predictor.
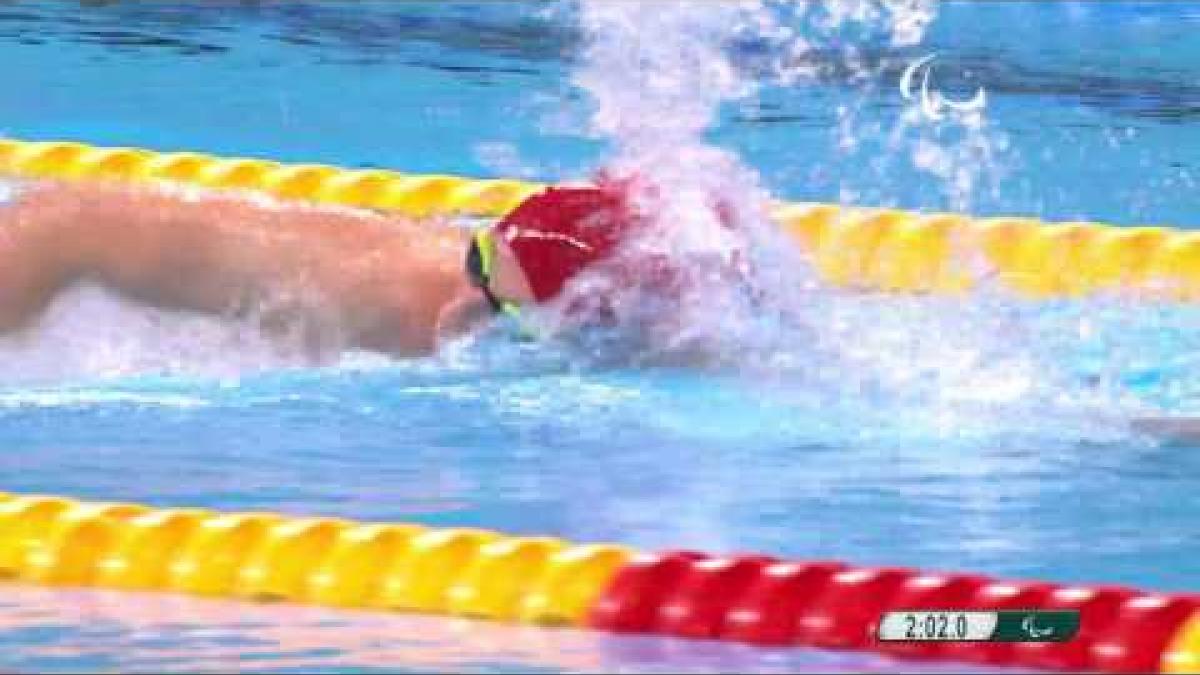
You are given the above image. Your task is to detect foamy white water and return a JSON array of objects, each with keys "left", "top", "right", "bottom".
[
  {"left": 560, "top": 0, "right": 1178, "bottom": 434},
  {"left": 0, "top": 285, "right": 318, "bottom": 385}
]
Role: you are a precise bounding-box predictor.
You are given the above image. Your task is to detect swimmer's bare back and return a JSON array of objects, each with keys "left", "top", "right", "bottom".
[{"left": 0, "top": 181, "right": 479, "bottom": 356}]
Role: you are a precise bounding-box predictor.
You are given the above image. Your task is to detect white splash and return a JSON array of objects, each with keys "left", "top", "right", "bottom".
[
  {"left": 557, "top": 0, "right": 1167, "bottom": 438},
  {"left": 557, "top": 0, "right": 952, "bottom": 364},
  {"left": 0, "top": 284, "right": 330, "bottom": 386},
  {"left": 0, "top": 178, "right": 21, "bottom": 204},
  {"left": 542, "top": 2, "right": 821, "bottom": 367}
]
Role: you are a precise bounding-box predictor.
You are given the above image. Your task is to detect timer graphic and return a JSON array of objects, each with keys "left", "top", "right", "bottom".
[{"left": 877, "top": 610, "right": 1081, "bottom": 642}]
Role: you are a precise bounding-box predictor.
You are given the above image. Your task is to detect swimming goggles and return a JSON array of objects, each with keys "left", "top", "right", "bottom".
[{"left": 465, "top": 229, "right": 523, "bottom": 320}]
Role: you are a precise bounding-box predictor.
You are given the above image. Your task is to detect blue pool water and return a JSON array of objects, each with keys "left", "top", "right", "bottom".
[{"left": 1, "top": 1, "right": 1198, "bottom": 672}]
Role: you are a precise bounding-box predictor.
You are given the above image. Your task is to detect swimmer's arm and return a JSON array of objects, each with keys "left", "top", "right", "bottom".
[
  {"left": 0, "top": 181, "right": 344, "bottom": 327},
  {"left": 0, "top": 181, "right": 469, "bottom": 353}
]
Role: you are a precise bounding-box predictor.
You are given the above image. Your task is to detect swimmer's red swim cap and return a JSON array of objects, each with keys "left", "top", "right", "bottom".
[{"left": 492, "top": 181, "right": 641, "bottom": 302}]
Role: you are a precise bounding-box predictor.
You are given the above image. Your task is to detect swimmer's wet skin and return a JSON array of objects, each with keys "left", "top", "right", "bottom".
[
  {"left": 0, "top": 179, "right": 626, "bottom": 357},
  {"left": 1, "top": 179, "right": 1199, "bottom": 442},
  {"left": 0, "top": 181, "right": 470, "bottom": 355}
]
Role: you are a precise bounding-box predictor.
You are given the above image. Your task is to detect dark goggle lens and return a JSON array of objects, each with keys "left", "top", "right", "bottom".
[
  {"left": 465, "top": 237, "right": 505, "bottom": 314},
  {"left": 465, "top": 238, "right": 488, "bottom": 288}
]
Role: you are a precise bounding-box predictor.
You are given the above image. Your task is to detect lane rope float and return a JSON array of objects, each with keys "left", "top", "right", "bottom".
[
  {"left": 2, "top": 137, "right": 1199, "bottom": 299},
  {"left": 0, "top": 492, "right": 1195, "bottom": 673}
]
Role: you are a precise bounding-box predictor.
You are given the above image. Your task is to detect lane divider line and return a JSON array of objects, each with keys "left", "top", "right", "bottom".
[
  {"left": 2, "top": 138, "right": 1199, "bottom": 299},
  {"left": 0, "top": 492, "right": 1195, "bottom": 672}
]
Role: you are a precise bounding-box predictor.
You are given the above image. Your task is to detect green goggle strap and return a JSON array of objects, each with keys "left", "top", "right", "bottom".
[{"left": 474, "top": 229, "right": 534, "bottom": 338}]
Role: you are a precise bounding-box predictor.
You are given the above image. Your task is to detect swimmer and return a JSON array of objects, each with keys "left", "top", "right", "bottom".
[
  {"left": 0, "top": 177, "right": 1197, "bottom": 443},
  {"left": 0, "top": 177, "right": 636, "bottom": 356}
]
